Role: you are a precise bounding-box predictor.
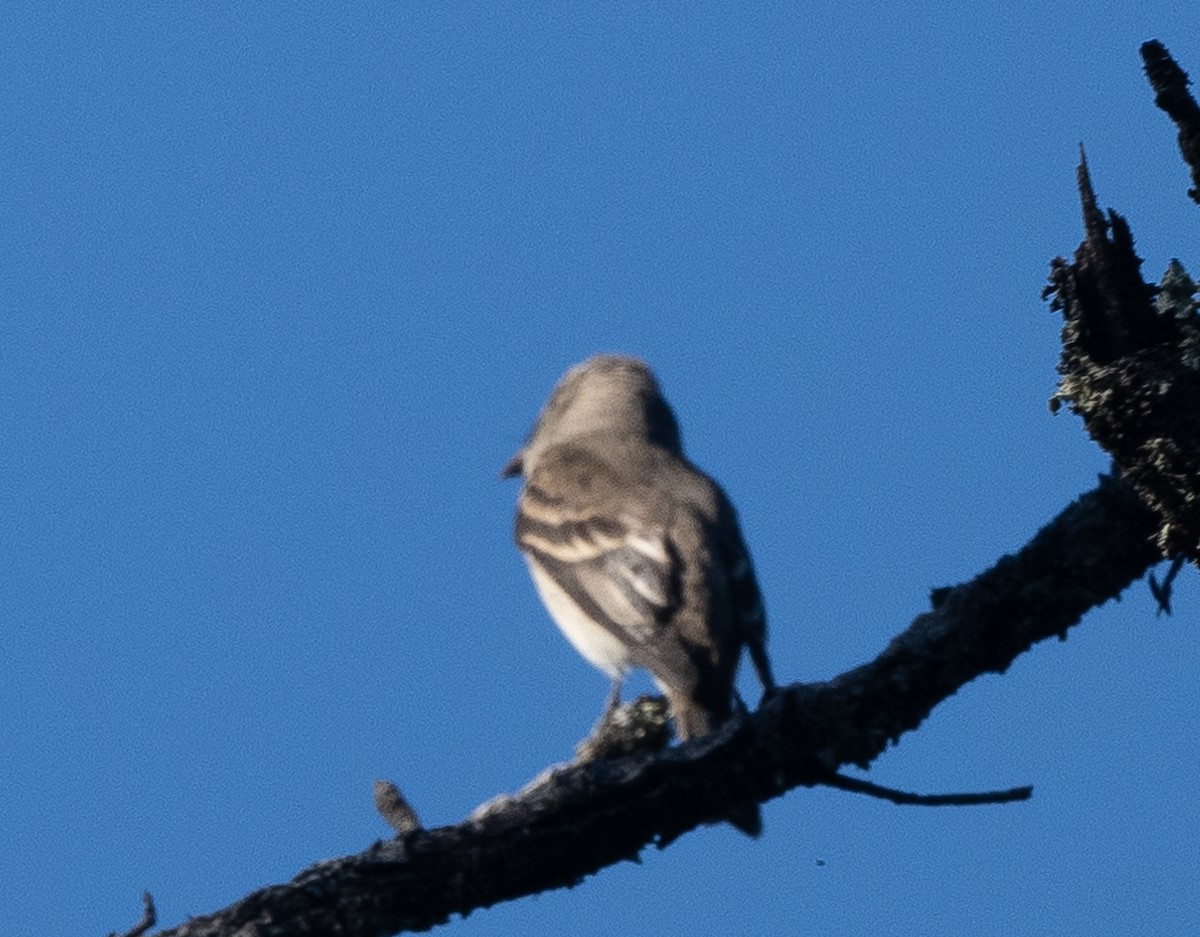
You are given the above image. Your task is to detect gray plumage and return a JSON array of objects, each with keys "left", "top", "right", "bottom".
[{"left": 503, "top": 355, "right": 774, "bottom": 831}]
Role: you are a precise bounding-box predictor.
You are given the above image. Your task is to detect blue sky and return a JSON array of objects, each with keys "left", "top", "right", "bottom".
[{"left": 3, "top": 5, "right": 1199, "bottom": 935}]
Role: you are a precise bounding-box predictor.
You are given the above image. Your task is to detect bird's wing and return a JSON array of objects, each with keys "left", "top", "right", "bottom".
[
  {"left": 712, "top": 489, "right": 774, "bottom": 691},
  {"left": 516, "top": 444, "right": 700, "bottom": 688},
  {"left": 517, "top": 482, "right": 677, "bottom": 645}
]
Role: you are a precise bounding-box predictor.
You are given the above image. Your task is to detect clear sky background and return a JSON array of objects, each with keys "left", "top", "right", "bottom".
[{"left": 4, "top": 5, "right": 1199, "bottom": 936}]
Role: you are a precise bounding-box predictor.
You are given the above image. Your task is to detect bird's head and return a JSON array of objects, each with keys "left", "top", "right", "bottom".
[{"left": 501, "top": 354, "right": 682, "bottom": 478}]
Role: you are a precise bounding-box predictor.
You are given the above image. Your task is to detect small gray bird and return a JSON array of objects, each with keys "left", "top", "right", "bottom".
[{"left": 503, "top": 355, "right": 775, "bottom": 833}]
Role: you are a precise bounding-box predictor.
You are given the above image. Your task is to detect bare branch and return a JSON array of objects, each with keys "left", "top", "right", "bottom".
[
  {"left": 1141, "top": 40, "right": 1200, "bottom": 204},
  {"left": 821, "top": 773, "right": 1033, "bottom": 807},
  {"left": 1044, "top": 113, "right": 1200, "bottom": 562},
  {"left": 151, "top": 472, "right": 1161, "bottom": 937},
  {"left": 107, "top": 892, "right": 155, "bottom": 937}
]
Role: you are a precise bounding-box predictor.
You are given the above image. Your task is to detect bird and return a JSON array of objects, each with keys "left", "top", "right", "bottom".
[{"left": 502, "top": 354, "right": 775, "bottom": 834}]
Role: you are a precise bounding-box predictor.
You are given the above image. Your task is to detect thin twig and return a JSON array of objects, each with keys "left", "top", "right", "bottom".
[
  {"left": 1149, "top": 555, "right": 1186, "bottom": 616},
  {"left": 373, "top": 780, "right": 424, "bottom": 836},
  {"left": 107, "top": 892, "right": 155, "bottom": 937},
  {"left": 822, "top": 773, "right": 1033, "bottom": 806}
]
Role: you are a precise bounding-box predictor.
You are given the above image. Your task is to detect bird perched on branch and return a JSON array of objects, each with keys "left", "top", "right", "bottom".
[{"left": 502, "top": 354, "right": 775, "bottom": 835}]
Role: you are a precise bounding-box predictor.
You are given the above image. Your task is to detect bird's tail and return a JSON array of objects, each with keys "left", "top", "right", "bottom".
[
  {"left": 722, "top": 802, "right": 763, "bottom": 837},
  {"left": 668, "top": 692, "right": 722, "bottom": 743},
  {"left": 667, "top": 691, "right": 763, "bottom": 838}
]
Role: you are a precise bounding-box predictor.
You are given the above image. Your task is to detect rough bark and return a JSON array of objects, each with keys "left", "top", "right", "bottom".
[
  {"left": 1142, "top": 40, "right": 1200, "bottom": 205},
  {"left": 1042, "top": 45, "right": 1200, "bottom": 562}
]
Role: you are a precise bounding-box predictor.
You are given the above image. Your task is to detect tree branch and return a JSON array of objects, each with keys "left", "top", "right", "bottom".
[
  {"left": 820, "top": 773, "right": 1033, "bottom": 807},
  {"left": 1141, "top": 40, "right": 1200, "bottom": 205},
  {"left": 1039, "top": 42, "right": 1200, "bottom": 563},
  {"left": 1043, "top": 153, "right": 1200, "bottom": 561},
  {"left": 151, "top": 472, "right": 1161, "bottom": 937}
]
